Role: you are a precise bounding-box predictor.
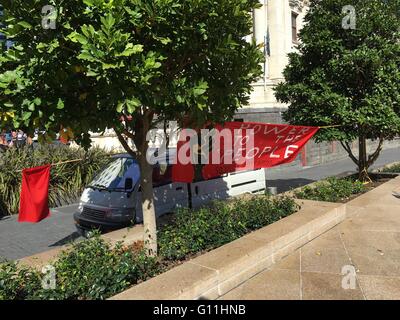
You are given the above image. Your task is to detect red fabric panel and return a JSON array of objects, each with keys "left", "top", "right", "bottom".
[
  {"left": 18, "top": 165, "right": 51, "bottom": 223},
  {"left": 172, "top": 122, "right": 319, "bottom": 182}
]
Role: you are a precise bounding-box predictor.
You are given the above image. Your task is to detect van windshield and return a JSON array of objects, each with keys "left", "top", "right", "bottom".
[{"left": 88, "top": 158, "right": 140, "bottom": 191}]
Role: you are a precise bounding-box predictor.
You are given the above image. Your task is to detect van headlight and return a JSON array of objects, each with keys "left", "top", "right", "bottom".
[
  {"left": 107, "top": 208, "right": 135, "bottom": 220},
  {"left": 77, "top": 203, "right": 84, "bottom": 213}
]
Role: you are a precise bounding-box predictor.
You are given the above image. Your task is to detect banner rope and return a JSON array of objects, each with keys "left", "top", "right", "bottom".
[
  {"left": 318, "top": 125, "right": 344, "bottom": 129},
  {"left": 16, "top": 158, "right": 83, "bottom": 173}
]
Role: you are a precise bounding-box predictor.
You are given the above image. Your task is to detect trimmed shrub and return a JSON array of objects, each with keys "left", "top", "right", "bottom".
[
  {"left": 0, "top": 145, "right": 110, "bottom": 216},
  {"left": 0, "top": 235, "right": 161, "bottom": 300},
  {"left": 293, "top": 177, "right": 366, "bottom": 203},
  {"left": 0, "top": 196, "right": 299, "bottom": 299},
  {"left": 158, "top": 196, "right": 299, "bottom": 260},
  {"left": 382, "top": 163, "right": 400, "bottom": 173},
  {"left": 0, "top": 261, "right": 42, "bottom": 300}
]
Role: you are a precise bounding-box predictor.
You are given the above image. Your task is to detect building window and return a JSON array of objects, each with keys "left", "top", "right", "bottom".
[{"left": 291, "top": 12, "right": 299, "bottom": 44}]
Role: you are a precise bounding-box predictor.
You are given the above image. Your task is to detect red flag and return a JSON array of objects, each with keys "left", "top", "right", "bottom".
[
  {"left": 172, "top": 122, "right": 319, "bottom": 182},
  {"left": 18, "top": 165, "right": 51, "bottom": 223},
  {"left": 171, "top": 130, "right": 196, "bottom": 183}
]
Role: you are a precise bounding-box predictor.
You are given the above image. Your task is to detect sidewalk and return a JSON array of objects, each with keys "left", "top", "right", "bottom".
[{"left": 220, "top": 176, "right": 400, "bottom": 300}]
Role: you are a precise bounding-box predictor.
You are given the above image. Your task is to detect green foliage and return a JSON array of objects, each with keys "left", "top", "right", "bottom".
[
  {"left": 158, "top": 196, "right": 299, "bottom": 260},
  {"left": 275, "top": 0, "right": 400, "bottom": 141},
  {"left": 0, "top": 235, "right": 161, "bottom": 300},
  {"left": 0, "top": 0, "right": 265, "bottom": 250},
  {"left": 0, "top": 0, "right": 264, "bottom": 145},
  {"left": 293, "top": 177, "right": 366, "bottom": 203},
  {"left": 275, "top": 0, "right": 400, "bottom": 176},
  {"left": 0, "top": 145, "right": 110, "bottom": 216},
  {"left": 1, "top": 196, "right": 299, "bottom": 299},
  {"left": 40, "top": 236, "right": 161, "bottom": 300},
  {"left": 382, "top": 163, "right": 400, "bottom": 173},
  {"left": 0, "top": 261, "right": 42, "bottom": 300}
]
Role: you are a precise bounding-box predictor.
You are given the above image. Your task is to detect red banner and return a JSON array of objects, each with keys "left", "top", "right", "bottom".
[
  {"left": 18, "top": 165, "right": 51, "bottom": 223},
  {"left": 172, "top": 122, "right": 319, "bottom": 182}
]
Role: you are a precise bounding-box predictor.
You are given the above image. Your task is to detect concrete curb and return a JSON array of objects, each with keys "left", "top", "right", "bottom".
[
  {"left": 18, "top": 225, "right": 144, "bottom": 269},
  {"left": 110, "top": 199, "right": 346, "bottom": 300}
]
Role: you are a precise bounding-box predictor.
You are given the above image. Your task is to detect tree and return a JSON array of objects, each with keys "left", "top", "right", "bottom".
[
  {"left": 275, "top": 0, "right": 400, "bottom": 181},
  {"left": 0, "top": 0, "right": 263, "bottom": 254}
]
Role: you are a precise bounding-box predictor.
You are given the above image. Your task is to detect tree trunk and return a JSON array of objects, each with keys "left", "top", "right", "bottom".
[
  {"left": 137, "top": 147, "right": 158, "bottom": 256},
  {"left": 134, "top": 111, "right": 158, "bottom": 256},
  {"left": 341, "top": 135, "right": 384, "bottom": 183},
  {"left": 115, "top": 110, "right": 158, "bottom": 256},
  {"left": 358, "top": 135, "right": 370, "bottom": 182}
]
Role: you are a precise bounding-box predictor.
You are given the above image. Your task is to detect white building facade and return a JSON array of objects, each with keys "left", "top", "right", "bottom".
[{"left": 236, "top": 0, "right": 309, "bottom": 124}]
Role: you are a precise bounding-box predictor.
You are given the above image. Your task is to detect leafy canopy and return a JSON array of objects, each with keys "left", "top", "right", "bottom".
[
  {"left": 0, "top": 0, "right": 263, "bottom": 147},
  {"left": 275, "top": 0, "right": 400, "bottom": 143}
]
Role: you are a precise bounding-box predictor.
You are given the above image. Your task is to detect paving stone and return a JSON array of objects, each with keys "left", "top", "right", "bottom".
[
  {"left": 341, "top": 230, "right": 400, "bottom": 277},
  {"left": 219, "top": 173, "right": 400, "bottom": 300},
  {"left": 272, "top": 250, "right": 300, "bottom": 271},
  {"left": 219, "top": 269, "right": 301, "bottom": 300},
  {"left": 358, "top": 275, "right": 400, "bottom": 300},
  {"left": 301, "top": 272, "right": 365, "bottom": 300}
]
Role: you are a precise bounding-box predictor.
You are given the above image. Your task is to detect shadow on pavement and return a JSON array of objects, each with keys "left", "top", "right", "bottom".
[
  {"left": 267, "top": 178, "right": 316, "bottom": 193},
  {"left": 49, "top": 231, "right": 82, "bottom": 247}
]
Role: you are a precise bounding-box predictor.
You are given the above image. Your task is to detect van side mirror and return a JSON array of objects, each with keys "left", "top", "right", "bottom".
[{"left": 124, "top": 178, "right": 133, "bottom": 191}]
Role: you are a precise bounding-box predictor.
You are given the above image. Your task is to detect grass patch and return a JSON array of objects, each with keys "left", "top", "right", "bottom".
[{"left": 293, "top": 177, "right": 367, "bottom": 203}]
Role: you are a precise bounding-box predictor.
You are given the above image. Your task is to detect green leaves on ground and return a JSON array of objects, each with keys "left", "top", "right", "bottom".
[
  {"left": 382, "top": 163, "right": 400, "bottom": 173},
  {"left": 293, "top": 177, "right": 367, "bottom": 203},
  {"left": 0, "top": 235, "right": 160, "bottom": 300}
]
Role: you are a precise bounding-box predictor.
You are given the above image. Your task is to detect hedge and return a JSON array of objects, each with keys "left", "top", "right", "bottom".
[
  {"left": 0, "top": 195, "right": 299, "bottom": 300},
  {"left": 0, "top": 236, "right": 160, "bottom": 300},
  {"left": 382, "top": 163, "right": 400, "bottom": 173},
  {"left": 293, "top": 177, "right": 367, "bottom": 203},
  {"left": 158, "top": 196, "right": 299, "bottom": 260}
]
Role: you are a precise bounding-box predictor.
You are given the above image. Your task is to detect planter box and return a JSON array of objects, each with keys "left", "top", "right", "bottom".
[
  {"left": 18, "top": 224, "right": 144, "bottom": 269},
  {"left": 110, "top": 199, "right": 346, "bottom": 300}
]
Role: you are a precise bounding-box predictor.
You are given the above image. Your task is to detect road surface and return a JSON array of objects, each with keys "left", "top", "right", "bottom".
[{"left": 0, "top": 147, "right": 398, "bottom": 260}]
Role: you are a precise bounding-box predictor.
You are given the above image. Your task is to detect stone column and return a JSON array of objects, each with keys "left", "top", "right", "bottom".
[
  {"left": 253, "top": 1, "right": 267, "bottom": 47},
  {"left": 267, "top": 0, "right": 288, "bottom": 81},
  {"left": 253, "top": 1, "right": 268, "bottom": 82}
]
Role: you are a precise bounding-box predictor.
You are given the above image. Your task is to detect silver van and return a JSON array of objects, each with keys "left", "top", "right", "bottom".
[{"left": 73, "top": 152, "right": 266, "bottom": 235}]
